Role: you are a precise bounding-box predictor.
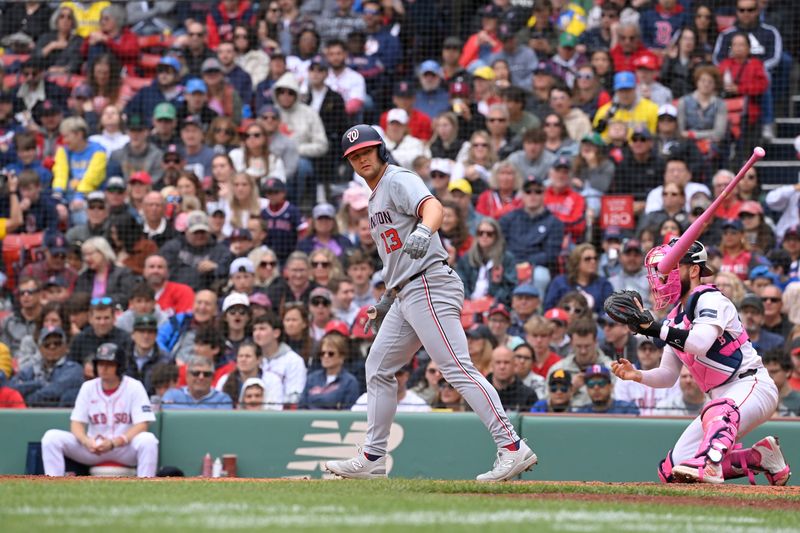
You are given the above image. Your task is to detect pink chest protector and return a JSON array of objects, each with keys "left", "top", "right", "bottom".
[{"left": 666, "top": 285, "right": 748, "bottom": 393}]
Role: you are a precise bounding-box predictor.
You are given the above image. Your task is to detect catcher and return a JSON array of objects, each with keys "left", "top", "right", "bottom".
[{"left": 604, "top": 239, "right": 791, "bottom": 485}]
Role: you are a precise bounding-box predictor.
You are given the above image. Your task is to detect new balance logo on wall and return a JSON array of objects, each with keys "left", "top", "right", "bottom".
[{"left": 286, "top": 420, "right": 404, "bottom": 478}]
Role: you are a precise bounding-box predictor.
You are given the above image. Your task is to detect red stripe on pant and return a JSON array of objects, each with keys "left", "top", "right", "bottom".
[{"left": 421, "top": 274, "right": 516, "bottom": 444}]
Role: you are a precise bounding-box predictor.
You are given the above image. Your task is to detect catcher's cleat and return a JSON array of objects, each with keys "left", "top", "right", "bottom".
[
  {"left": 672, "top": 457, "right": 724, "bottom": 484},
  {"left": 324, "top": 447, "right": 387, "bottom": 479},
  {"left": 476, "top": 440, "right": 538, "bottom": 482},
  {"left": 752, "top": 436, "right": 791, "bottom": 486}
]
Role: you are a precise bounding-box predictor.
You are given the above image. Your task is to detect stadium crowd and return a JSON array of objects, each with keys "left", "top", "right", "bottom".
[{"left": 0, "top": 0, "right": 798, "bottom": 420}]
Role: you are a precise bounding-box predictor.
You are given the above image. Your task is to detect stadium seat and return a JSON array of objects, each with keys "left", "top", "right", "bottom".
[
  {"left": 2, "top": 232, "right": 44, "bottom": 290},
  {"left": 137, "top": 34, "right": 175, "bottom": 51},
  {"left": 1, "top": 54, "right": 29, "bottom": 68},
  {"left": 89, "top": 461, "right": 137, "bottom": 477}
]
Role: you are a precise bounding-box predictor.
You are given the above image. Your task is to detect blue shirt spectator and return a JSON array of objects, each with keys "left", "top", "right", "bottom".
[{"left": 300, "top": 368, "right": 360, "bottom": 410}]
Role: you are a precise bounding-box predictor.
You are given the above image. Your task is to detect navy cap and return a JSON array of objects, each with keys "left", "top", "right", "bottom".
[
  {"left": 630, "top": 126, "right": 653, "bottom": 140},
  {"left": 181, "top": 114, "right": 204, "bottom": 130},
  {"left": 722, "top": 218, "right": 744, "bottom": 231},
  {"left": 230, "top": 228, "right": 253, "bottom": 241},
  {"left": 45, "top": 232, "right": 68, "bottom": 254},
  {"left": 309, "top": 55, "right": 328, "bottom": 69},
  {"left": 394, "top": 79, "right": 415, "bottom": 97},
  {"left": 553, "top": 156, "right": 571, "bottom": 169},
  {"left": 603, "top": 226, "right": 624, "bottom": 241},
  {"left": 584, "top": 364, "right": 612, "bottom": 380},
  {"left": 262, "top": 177, "right": 286, "bottom": 193},
  {"left": 466, "top": 323, "right": 498, "bottom": 348},
  {"left": 258, "top": 103, "right": 279, "bottom": 117},
  {"left": 39, "top": 326, "right": 67, "bottom": 344},
  {"left": 478, "top": 4, "right": 502, "bottom": 18}
]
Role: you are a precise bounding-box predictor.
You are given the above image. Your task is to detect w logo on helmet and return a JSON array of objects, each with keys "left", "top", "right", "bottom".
[{"left": 347, "top": 129, "right": 360, "bottom": 143}]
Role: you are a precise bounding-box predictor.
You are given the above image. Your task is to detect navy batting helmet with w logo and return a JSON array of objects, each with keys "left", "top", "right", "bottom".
[{"left": 341, "top": 124, "right": 389, "bottom": 161}]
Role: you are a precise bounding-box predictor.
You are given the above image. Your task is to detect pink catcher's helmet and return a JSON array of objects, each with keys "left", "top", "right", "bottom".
[{"left": 645, "top": 239, "right": 714, "bottom": 309}]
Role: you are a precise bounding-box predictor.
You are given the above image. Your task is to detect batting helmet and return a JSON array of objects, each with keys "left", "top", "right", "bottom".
[
  {"left": 93, "top": 342, "right": 126, "bottom": 377},
  {"left": 341, "top": 124, "right": 390, "bottom": 161},
  {"left": 670, "top": 238, "right": 714, "bottom": 277}
]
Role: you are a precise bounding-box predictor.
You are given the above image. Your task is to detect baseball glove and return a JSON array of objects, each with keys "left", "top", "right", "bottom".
[{"left": 603, "top": 290, "right": 656, "bottom": 333}]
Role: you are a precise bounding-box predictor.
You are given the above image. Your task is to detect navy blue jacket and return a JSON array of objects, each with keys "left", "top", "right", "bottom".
[
  {"left": 125, "top": 81, "right": 184, "bottom": 123},
  {"left": 499, "top": 208, "right": 564, "bottom": 269},
  {"left": 713, "top": 22, "right": 782, "bottom": 71},
  {"left": 575, "top": 400, "right": 640, "bottom": 415},
  {"left": 543, "top": 274, "right": 614, "bottom": 316},
  {"left": 300, "top": 369, "right": 360, "bottom": 410},
  {"left": 226, "top": 66, "right": 253, "bottom": 109}
]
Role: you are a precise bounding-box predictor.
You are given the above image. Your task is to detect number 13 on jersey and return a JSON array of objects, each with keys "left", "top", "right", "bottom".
[{"left": 380, "top": 229, "right": 403, "bottom": 254}]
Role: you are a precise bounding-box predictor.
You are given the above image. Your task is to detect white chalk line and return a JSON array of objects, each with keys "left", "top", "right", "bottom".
[{"left": 3, "top": 503, "right": 797, "bottom": 532}]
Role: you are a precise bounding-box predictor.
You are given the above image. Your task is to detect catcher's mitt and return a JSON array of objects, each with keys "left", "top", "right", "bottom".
[{"left": 603, "top": 290, "right": 656, "bottom": 333}]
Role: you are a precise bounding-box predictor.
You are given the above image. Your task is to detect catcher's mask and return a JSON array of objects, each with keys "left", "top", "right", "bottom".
[{"left": 645, "top": 244, "right": 682, "bottom": 310}]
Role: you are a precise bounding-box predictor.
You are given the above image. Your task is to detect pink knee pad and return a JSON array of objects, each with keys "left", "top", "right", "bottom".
[
  {"left": 657, "top": 451, "right": 675, "bottom": 483},
  {"left": 697, "top": 398, "right": 740, "bottom": 463}
]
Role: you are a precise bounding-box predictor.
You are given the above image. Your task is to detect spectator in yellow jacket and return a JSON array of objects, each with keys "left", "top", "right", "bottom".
[
  {"left": 59, "top": 1, "right": 110, "bottom": 38},
  {"left": 593, "top": 71, "right": 659, "bottom": 142},
  {"left": 52, "top": 117, "right": 107, "bottom": 226}
]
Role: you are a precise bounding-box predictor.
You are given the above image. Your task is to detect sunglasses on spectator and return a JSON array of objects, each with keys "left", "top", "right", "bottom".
[
  {"left": 737, "top": 6, "right": 757, "bottom": 13},
  {"left": 214, "top": 127, "right": 235, "bottom": 135},
  {"left": 190, "top": 370, "right": 213, "bottom": 378},
  {"left": 310, "top": 297, "right": 330, "bottom": 306},
  {"left": 477, "top": 230, "right": 496, "bottom": 237},
  {"left": 472, "top": 142, "right": 488, "bottom": 148},
  {"left": 586, "top": 379, "right": 610, "bottom": 388},
  {"left": 311, "top": 261, "right": 331, "bottom": 268},
  {"left": 259, "top": 261, "right": 277, "bottom": 268},
  {"left": 430, "top": 171, "right": 449, "bottom": 178},
  {"left": 488, "top": 117, "right": 507, "bottom": 123},
  {"left": 549, "top": 384, "right": 569, "bottom": 393},
  {"left": 261, "top": 114, "right": 279, "bottom": 120},
  {"left": 564, "top": 305, "right": 584, "bottom": 314},
  {"left": 19, "top": 288, "right": 39, "bottom": 296},
  {"left": 42, "top": 340, "right": 64, "bottom": 349},
  {"left": 762, "top": 297, "right": 781, "bottom": 303},
  {"left": 227, "top": 306, "right": 249, "bottom": 316},
  {"left": 576, "top": 72, "right": 594, "bottom": 80},
  {"left": 630, "top": 135, "right": 649, "bottom": 143},
  {"left": 691, "top": 208, "right": 705, "bottom": 216},
  {"left": 88, "top": 203, "right": 106, "bottom": 210},
  {"left": 320, "top": 350, "right": 338, "bottom": 357},
  {"left": 50, "top": 252, "right": 67, "bottom": 259},
  {"left": 91, "top": 297, "right": 113, "bottom": 307},
  {"left": 275, "top": 88, "right": 295, "bottom": 96}
]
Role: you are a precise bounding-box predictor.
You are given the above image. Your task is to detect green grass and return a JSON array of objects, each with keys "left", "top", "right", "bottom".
[{"left": 1, "top": 479, "right": 799, "bottom": 532}]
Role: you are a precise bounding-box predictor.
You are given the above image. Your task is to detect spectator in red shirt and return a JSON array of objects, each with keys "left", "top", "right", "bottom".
[
  {"left": 206, "top": 0, "right": 255, "bottom": 50},
  {"left": 459, "top": 4, "right": 503, "bottom": 69},
  {"left": 84, "top": 4, "right": 140, "bottom": 75},
  {"left": 718, "top": 219, "right": 765, "bottom": 281},
  {"left": 142, "top": 254, "right": 195, "bottom": 317},
  {"left": 523, "top": 316, "right": 561, "bottom": 378},
  {"left": 475, "top": 160, "right": 523, "bottom": 220},
  {"left": 610, "top": 22, "right": 652, "bottom": 73},
  {"left": 718, "top": 32, "right": 769, "bottom": 157},
  {"left": 379, "top": 80, "right": 432, "bottom": 141},
  {"left": 544, "top": 156, "right": 586, "bottom": 243},
  {"left": 710, "top": 169, "right": 743, "bottom": 221}
]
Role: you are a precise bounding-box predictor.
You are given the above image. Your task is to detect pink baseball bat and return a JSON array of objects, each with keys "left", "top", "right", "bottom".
[{"left": 658, "top": 147, "right": 766, "bottom": 274}]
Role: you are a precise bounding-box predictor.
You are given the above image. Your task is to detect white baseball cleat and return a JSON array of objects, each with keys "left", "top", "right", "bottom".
[
  {"left": 672, "top": 458, "right": 724, "bottom": 484},
  {"left": 476, "top": 440, "right": 538, "bottom": 482},
  {"left": 324, "top": 448, "right": 387, "bottom": 479},
  {"left": 753, "top": 436, "right": 791, "bottom": 486}
]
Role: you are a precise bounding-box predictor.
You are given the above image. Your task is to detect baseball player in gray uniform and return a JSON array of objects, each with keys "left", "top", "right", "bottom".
[{"left": 325, "top": 125, "right": 538, "bottom": 481}]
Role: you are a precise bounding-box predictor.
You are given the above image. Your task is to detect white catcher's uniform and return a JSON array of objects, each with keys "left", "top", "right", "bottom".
[
  {"left": 640, "top": 288, "right": 778, "bottom": 465},
  {"left": 42, "top": 376, "right": 159, "bottom": 477},
  {"left": 363, "top": 164, "right": 520, "bottom": 456}
]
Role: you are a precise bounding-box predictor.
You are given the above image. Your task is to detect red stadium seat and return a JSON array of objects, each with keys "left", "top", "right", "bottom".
[
  {"left": 139, "top": 53, "right": 163, "bottom": 75},
  {"left": 716, "top": 15, "right": 736, "bottom": 32},
  {"left": 2, "top": 232, "right": 44, "bottom": 290},
  {"left": 1, "top": 54, "right": 29, "bottom": 68},
  {"left": 137, "top": 34, "right": 175, "bottom": 51}
]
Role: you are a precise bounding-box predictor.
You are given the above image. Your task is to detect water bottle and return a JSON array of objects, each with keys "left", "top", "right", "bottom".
[
  {"left": 212, "top": 457, "right": 223, "bottom": 478},
  {"left": 202, "top": 453, "right": 212, "bottom": 477}
]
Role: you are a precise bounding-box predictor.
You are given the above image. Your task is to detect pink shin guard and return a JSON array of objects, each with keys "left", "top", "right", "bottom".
[{"left": 697, "top": 398, "right": 740, "bottom": 462}]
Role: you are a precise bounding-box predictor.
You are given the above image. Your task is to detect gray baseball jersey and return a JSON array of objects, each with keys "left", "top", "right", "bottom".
[
  {"left": 360, "top": 163, "right": 520, "bottom": 458},
  {"left": 368, "top": 164, "right": 448, "bottom": 289}
]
